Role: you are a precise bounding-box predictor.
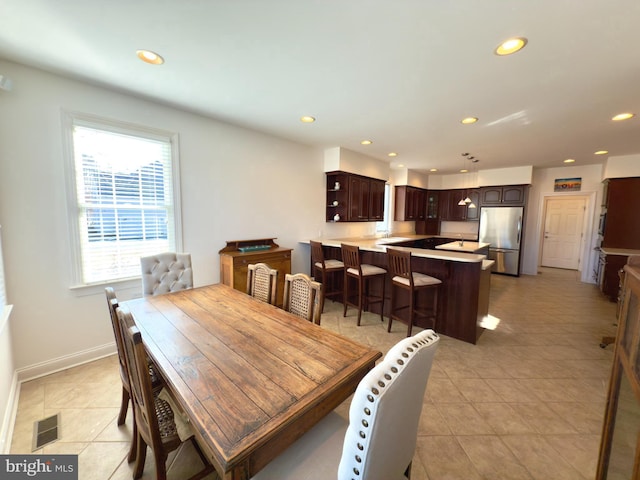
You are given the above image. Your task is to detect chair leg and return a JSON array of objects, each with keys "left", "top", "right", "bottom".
[
  {"left": 380, "top": 275, "right": 385, "bottom": 322},
  {"left": 343, "top": 275, "right": 349, "bottom": 317},
  {"left": 153, "top": 448, "right": 169, "bottom": 480},
  {"left": 388, "top": 283, "right": 395, "bottom": 333},
  {"left": 407, "top": 289, "right": 414, "bottom": 337},
  {"left": 127, "top": 413, "right": 138, "bottom": 463},
  {"left": 117, "top": 386, "right": 130, "bottom": 425},
  {"left": 319, "top": 269, "right": 327, "bottom": 314},
  {"left": 357, "top": 277, "right": 364, "bottom": 326},
  {"left": 133, "top": 434, "right": 147, "bottom": 479}
]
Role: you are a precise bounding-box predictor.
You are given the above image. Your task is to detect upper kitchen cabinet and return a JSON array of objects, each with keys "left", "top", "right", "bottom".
[
  {"left": 426, "top": 191, "right": 439, "bottom": 220},
  {"left": 479, "top": 185, "right": 527, "bottom": 206},
  {"left": 394, "top": 186, "right": 426, "bottom": 221},
  {"left": 326, "top": 171, "right": 385, "bottom": 222},
  {"left": 602, "top": 177, "right": 640, "bottom": 249},
  {"left": 440, "top": 189, "right": 479, "bottom": 221},
  {"left": 465, "top": 189, "right": 480, "bottom": 221},
  {"left": 368, "top": 176, "right": 386, "bottom": 221}
]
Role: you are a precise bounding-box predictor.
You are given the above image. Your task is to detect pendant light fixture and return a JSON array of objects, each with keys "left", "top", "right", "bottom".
[
  {"left": 458, "top": 153, "right": 470, "bottom": 205},
  {"left": 468, "top": 158, "right": 478, "bottom": 209},
  {"left": 458, "top": 153, "right": 478, "bottom": 207}
]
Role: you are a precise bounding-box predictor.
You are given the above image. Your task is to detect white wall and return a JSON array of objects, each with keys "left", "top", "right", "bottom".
[
  {"left": 0, "top": 60, "right": 325, "bottom": 376},
  {"left": 603, "top": 154, "right": 640, "bottom": 179}
]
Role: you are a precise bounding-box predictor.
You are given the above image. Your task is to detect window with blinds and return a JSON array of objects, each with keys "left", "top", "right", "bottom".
[{"left": 66, "top": 115, "right": 180, "bottom": 285}]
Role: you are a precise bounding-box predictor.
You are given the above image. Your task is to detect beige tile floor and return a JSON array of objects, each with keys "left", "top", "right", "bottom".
[{"left": 10, "top": 267, "right": 617, "bottom": 479}]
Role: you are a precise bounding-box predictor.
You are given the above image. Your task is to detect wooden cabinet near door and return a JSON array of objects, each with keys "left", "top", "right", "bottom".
[
  {"left": 602, "top": 177, "right": 640, "bottom": 249},
  {"left": 599, "top": 252, "right": 628, "bottom": 302}
]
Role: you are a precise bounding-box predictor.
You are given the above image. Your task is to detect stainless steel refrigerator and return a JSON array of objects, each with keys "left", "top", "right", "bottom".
[{"left": 479, "top": 206, "right": 524, "bottom": 276}]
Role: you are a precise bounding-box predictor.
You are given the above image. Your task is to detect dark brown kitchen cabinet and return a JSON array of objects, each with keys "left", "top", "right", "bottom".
[
  {"left": 602, "top": 177, "right": 640, "bottom": 250},
  {"left": 479, "top": 185, "right": 527, "bottom": 206},
  {"left": 440, "top": 189, "right": 478, "bottom": 221},
  {"left": 349, "top": 175, "right": 370, "bottom": 220},
  {"left": 395, "top": 186, "right": 426, "bottom": 221},
  {"left": 465, "top": 189, "right": 480, "bottom": 221},
  {"left": 368, "top": 177, "right": 386, "bottom": 221},
  {"left": 599, "top": 252, "right": 628, "bottom": 302},
  {"left": 426, "top": 191, "right": 439, "bottom": 219},
  {"left": 326, "top": 171, "right": 385, "bottom": 222}
]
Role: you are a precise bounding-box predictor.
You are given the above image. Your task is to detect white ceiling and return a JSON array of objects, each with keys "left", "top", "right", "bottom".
[{"left": 1, "top": 0, "right": 639, "bottom": 174}]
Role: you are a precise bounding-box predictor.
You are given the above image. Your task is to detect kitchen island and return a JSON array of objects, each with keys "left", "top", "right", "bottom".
[
  {"left": 307, "top": 235, "right": 493, "bottom": 344},
  {"left": 435, "top": 240, "right": 490, "bottom": 256}
]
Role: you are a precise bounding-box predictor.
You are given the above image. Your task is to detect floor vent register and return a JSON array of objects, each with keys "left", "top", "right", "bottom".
[{"left": 32, "top": 413, "right": 60, "bottom": 451}]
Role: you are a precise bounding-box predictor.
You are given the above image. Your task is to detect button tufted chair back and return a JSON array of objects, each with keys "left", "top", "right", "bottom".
[
  {"left": 250, "top": 329, "right": 439, "bottom": 480},
  {"left": 337, "top": 329, "right": 439, "bottom": 479},
  {"left": 140, "top": 252, "right": 193, "bottom": 296}
]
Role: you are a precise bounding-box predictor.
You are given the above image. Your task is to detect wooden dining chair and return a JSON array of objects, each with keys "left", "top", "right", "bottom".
[
  {"left": 251, "top": 329, "right": 440, "bottom": 480},
  {"left": 117, "top": 306, "right": 214, "bottom": 480},
  {"left": 387, "top": 248, "right": 442, "bottom": 337},
  {"left": 341, "top": 243, "right": 387, "bottom": 325},
  {"left": 310, "top": 240, "right": 344, "bottom": 313},
  {"left": 283, "top": 273, "right": 323, "bottom": 324},
  {"left": 106, "top": 287, "right": 163, "bottom": 462},
  {"left": 140, "top": 252, "right": 193, "bottom": 296},
  {"left": 247, "top": 262, "right": 279, "bottom": 305},
  {"left": 105, "top": 287, "right": 132, "bottom": 428}
]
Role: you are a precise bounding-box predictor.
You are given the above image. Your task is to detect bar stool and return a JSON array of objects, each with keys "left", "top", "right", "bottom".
[
  {"left": 387, "top": 248, "right": 441, "bottom": 336},
  {"left": 341, "top": 243, "right": 387, "bottom": 326},
  {"left": 310, "top": 240, "right": 344, "bottom": 313}
]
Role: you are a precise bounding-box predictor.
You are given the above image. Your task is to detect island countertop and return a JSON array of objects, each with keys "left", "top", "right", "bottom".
[
  {"left": 305, "top": 235, "right": 487, "bottom": 263},
  {"left": 435, "top": 241, "right": 490, "bottom": 254}
]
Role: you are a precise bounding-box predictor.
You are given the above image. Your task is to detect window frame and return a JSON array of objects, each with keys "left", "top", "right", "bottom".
[{"left": 62, "top": 111, "right": 183, "bottom": 290}]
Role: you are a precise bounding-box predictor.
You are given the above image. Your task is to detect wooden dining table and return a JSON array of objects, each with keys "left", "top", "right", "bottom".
[{"left": 123, "top": 283, "right": 382, "bottom": 480}]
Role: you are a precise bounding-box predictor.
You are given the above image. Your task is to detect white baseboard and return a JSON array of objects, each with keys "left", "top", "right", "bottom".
[
  {"left": 0, "top": 371, "right": 19, "bottom": 454},
  {"left": 16, "top": 342, "right": 117, "bottom": 383}
]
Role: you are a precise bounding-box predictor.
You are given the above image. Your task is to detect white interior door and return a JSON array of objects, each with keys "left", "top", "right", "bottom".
[{"left": 541, "top": 197, "right": 587, "bottom": 269}]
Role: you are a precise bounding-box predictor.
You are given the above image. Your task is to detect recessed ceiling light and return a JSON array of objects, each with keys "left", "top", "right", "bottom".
[
  {"left": 300, "top": 116, "right": 316, "bottom": 123},
  {"left": 397, "top": 164, "right": 405, "bottom": 168},
  {"left": 461, "top": 117, "right": 478, "bottom": 125},
  {"left": 388, "top": 152, "right": 398, "bottom": 157},
  {"left": 594, "top": 150, "right": 609, "bottom": 155},
  {"left": 611, "top": 112, "right": 634, "bottom": 121},
  {"left": 564, "top": 159, "right": 576, "bottom": 163},
  {"left": 361, "top": 140, "right": 372, "bottom": 145},
  {"left": 460, "top": 169, "right": 469, "bottom": 173},
  {"left": 136, "top": 49, "right": 164, "bottom": 65},
  {"left": 430, "top": 168, "right": 438, "bottom": 172},
  {"left": 495, "top": 37, "right": 528, "bottom": 56}
]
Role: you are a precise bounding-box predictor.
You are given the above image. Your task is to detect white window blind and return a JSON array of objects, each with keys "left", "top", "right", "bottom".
[{"left": 69, "top": 119, "right": 178, "bottom": 285}]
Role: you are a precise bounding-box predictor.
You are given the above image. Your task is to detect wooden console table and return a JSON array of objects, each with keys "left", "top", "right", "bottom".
[{"left": 219, "top": 238, "right": 292, "bottom": 306}]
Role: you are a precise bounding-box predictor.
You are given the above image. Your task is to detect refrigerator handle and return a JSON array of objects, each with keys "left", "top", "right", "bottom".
[{"left": 516, "top": 216, "right": 522, "bottom": 245}]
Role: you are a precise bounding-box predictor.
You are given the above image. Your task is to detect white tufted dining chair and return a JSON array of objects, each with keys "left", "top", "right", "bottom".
[
  {"left": 140, "top": 252, "right": 193, "bottom": 296},
  {"left": 251, "top": 328, "right": 439, "bottom": 480}
]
